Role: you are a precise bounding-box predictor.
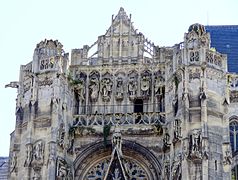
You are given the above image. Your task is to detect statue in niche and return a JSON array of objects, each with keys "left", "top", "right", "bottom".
[
  {"left": 10, "top": 152, "right": 17, "bottom": 173},
  {"left": 57, "top": 123, "right": 65, "bottom": 149},
  {"left": 188, "top": 129, "right": 202, "bottom": 159},
  {"left": 128, "top": 76, "right": 137, "bottom": 100},
  {"left": 24, "top": 144, "right": 32, "bottom": 167},
  {"left": 141, "top": 72, "right": 151, "bottom": 97},
  {"left": 89, "top": 73, "right": 99, "bottom": 102},
  {"left": 74, "top": 80, "right": 85, "bottom": 100},
  {"left": 101, "top": 77, "right": 113, "bottom": 101},
  {"left": 154, "top": 76, "right": 164, "bottom": 96},
  {"left": 75, "top": 72, "right": 86, "bottom": 101},
  {"left": 32, "top": 140, "right": 44, "bottom": 167},
  {"left": 115, "top": 77, "right": 124, "bottom": 101}
]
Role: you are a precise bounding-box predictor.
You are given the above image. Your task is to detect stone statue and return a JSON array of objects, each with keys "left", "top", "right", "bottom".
[
  {"left": 128, "top": 76, "right": 137, "bottom": 100},
  {"left": 101, "top": 78, "right": 113, "bottom": 101},
  {"left": 24, "top": 144, "right": 32, "bottom": 167},
  {"left": 32, "top": 140, "right": 44, "bottom": 167},
  {"left": 89, "top": 76, "right": 99, "bottom": 102},
  {"left": 74, "top": 80, "right": 85, "bottom": 101},
  {"left": 57, "top": 123, "right": 65, "bottom": 149},
  {"left": 154, "top": 77, "right": 163, "bottom": 96},
  {"left": 115, "top": 77, "right": 124, "bottom": 101},
  {"left": 141, "top": 74, "right": 150, "bottom": 96},
  {"left": 188, "top": 130, "right": 202, "bottom": 159}
]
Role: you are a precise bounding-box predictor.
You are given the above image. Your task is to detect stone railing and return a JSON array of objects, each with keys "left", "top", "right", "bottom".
[{"left": 72, "top": 112, "right": 165, "bottom": 127}]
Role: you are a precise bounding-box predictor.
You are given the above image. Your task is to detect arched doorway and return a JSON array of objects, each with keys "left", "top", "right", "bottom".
[{"left": 73, "top": 140, "right": 162, "bottom": 180}]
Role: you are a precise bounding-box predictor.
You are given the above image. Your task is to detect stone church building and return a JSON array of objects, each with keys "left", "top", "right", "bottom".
[{"left": 6, "top": 7, "right": 238, "bottom": 179}]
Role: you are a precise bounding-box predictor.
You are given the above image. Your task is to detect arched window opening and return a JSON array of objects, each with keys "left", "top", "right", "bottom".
[{"left": 230, "top": 121, "right": 238, "bottom": 153}]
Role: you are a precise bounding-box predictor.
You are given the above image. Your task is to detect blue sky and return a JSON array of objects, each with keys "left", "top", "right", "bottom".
[{"left": 0, "top": 0, "right": 237, "bottom": 156}]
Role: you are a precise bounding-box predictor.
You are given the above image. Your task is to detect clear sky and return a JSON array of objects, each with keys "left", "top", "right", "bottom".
[{"left": 0, "top": 0, "right": 237, "bottom": 156}]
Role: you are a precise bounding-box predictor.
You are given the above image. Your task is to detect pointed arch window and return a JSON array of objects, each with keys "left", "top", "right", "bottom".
[{"left": 230, "top": 121, "right": 238, "bottom": 153}]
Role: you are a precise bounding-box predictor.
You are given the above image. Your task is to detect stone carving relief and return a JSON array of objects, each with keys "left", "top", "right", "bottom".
[
  {"left": 128, "top": 71, "right": 138, "bottom": 100},
  {"left": 57, "top": 123, "right": 65, "bottom": 149},
  {"left": 10, "top": 151, "right": 17, "bottom": 173},
  {"left": 101, "top": 73, "right": 113, "bottom": 101},
  {"left": 188, "top": 68, "right": 201, "bottom": 81},
  {"left": 24, "top": 143, "right": 33, "bottom": 167},
  {"left": 230, "top": 91, "right": 238, "bottom": 103},
  {"left": 141, "top": 70, "right": 151, "bottom": 97},
  {"left": 188, "top": 129, "right": 202, "bottom": 160},
  {"left": 89, "top": 71, "right": 100, "bottom": 102},
  {"left": 38, "top": 76, "right": 53, "bottom": 86},
  {"left": 32, "top": 140, "right": 45, "bottom": 167},
  {"left": 115, "top": 73, "right": 125, "bottom": 101},
  {"left": 56, "top": 157, "right": 72, "bottom": 179}
]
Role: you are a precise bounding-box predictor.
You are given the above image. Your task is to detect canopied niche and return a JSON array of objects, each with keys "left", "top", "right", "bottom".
[{"left": 73, "top": 140, "right": 162, "bottom": 180}]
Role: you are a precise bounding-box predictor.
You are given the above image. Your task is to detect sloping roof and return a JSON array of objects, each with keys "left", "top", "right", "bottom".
[
  {"left": 0, "top": 157, "right": 9, "bottom": 180},
  {"left": 205, "top": 25, "right": 238, "bottom": 73}
]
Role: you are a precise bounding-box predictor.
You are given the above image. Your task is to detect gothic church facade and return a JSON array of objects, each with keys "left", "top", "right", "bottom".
[{"left": 7, "top": 8, "right": 238, "bottom": 180}]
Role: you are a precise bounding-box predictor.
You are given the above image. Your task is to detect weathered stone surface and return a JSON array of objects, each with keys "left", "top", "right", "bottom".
[{"left": 6, "top": 7, "right": 235, "bottom": 180}]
